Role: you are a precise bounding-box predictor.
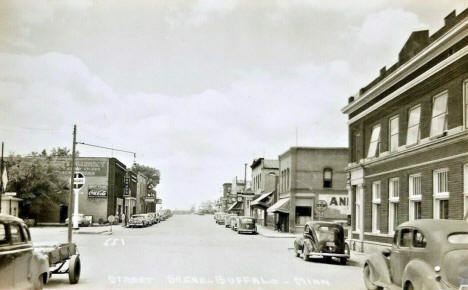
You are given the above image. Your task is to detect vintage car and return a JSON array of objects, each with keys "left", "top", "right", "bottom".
[
  {"left": 147, "top": 213, "right": 159, "bottom": 225},
  {"left": 215, "top": 213, "right": 226, "bottom": 225},
  {"left": 0, "top": 214, "right": 50, "bottom": 289},
  {"left": 224, "top": 214, "right": 235, "bottom": 228},
  {"left": 294, "top": 221, "right": 350, "bottom": 264},
  {"left": 363, "top": 219, "right": 468, "bottom": 290},
  {"left": 230, "top": 216, "right": 240, "bottom": 231},
  {"left": 128, "top": 214, "right": 148, "bottom": 227},
  {"left": 65, "top": 213, "right": 91, "bottom": 227},
  {"left": 236, "top": 217, "right": 257, "bottom": 234}
]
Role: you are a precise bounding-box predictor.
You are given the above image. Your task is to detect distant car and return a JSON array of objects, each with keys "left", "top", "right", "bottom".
[
  {"left": 363, "top": 219, "right": 468, "bottom": 290},
  {"left": 0, "top": 214, "right": 50, "bottom": 289},
  {"left": 147, "top": 213, "right": 159, "bottom": 224},
  {"left": 128, "top": 214, "right": 148, "bottom": 227},
  {"left": 65, "top": 214, "right": 90, "bottom": 227},
  {"left": 294, "top": 222, "right": 350, "bottom": 265},
  {"left": 230, "top": 216, "right": 240, "bottom": 231},
  {"left": 236, "top": 217, "right": 257, "bottom": 234},
  {"left": 215, "top": 213, "right": 226, "bottom": 225},
  {"left": 224, "top": 214, "right": 235, "bottom": 228}
]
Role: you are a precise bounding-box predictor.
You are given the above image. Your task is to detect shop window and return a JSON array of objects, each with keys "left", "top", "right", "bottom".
[
  {"left": 355, "top": 187, "right": 362, "bottom": 232},
  {"left": 296, "top": 206, "right": 312, "bottom": 225},
  {"left": 323, "top": 168, "right": 333, "bottom": 188},
  {"left": 430, "top": 92, "right": 448, "bottom": 137},
  {"left": 464, "top": 164, "right": 468, "bottom": 221},
  {"left": 367, "top": 124, "right": 381, "bottom": 158},
  {"left": 407, "top": 105, "right": 421, "bottom": 145},
  {"left": 389, "top": 115, "right": 399, "bottom": 152}
]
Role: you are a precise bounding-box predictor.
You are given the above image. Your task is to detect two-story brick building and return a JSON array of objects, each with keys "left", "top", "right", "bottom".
[
  {"left": 249, "top": 158, "right": 279, "bottom": 226},
  {"left": 267, "top": 147, "right": 349, "bottom": 232},
  {"left": 342, "top": 9, "right": 468, "bottom": 252}
]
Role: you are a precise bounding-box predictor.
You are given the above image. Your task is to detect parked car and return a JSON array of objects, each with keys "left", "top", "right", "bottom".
[
  {"left": 224, "top": 214, "right": 235, "bottom": 228},
  {"left": 215, "top": 213, "right": 226, "bottom": 225},
  {"left": 236, "top": 217, "right": 257, "bottom": 234},
  {"left": 147, "top": 213, "right": 159, "bottom": 224},
  {"left": 65, "top": 214, "right": 91, "bottom": 227},
  {"left": 363, "top": 219, "right": 468, "bottom": 290},
  {"left": 230, "top": 216, "right": 240, "bottom": 231},
  {"left": 294, "top": 221, "right": 350, "bottom": 264},
  {"left": 0, "top": 214, "right": 50, "bottom": 289},
  {"left": 128, "top": 214, "right": 148, "bottom": 227}
]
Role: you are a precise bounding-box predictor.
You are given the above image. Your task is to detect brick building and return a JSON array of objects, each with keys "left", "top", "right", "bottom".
[
  {"left": 267, "top": 147, "right": 349, "bottom": 232},
  {"left": 342, "top": 9, "right": 468, "bottom": 252},
  {"left": 249, "top": 158, "right": 279, "bottom": 226}
]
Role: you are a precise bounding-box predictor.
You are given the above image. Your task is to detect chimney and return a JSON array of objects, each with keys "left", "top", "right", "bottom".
[
  {"left": 379, "top": 66, "right": 387, "bottom": 77},
  {"left": 444, "top": 10, "right": 456, "bottom": 27},
  {"left": 398, "top": 30, "right": 429, "bottom": 64}
]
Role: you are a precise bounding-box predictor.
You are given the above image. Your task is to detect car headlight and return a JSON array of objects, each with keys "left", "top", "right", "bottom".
[{"left": 434, "top": 265, "right": 441, "bottom": 273}]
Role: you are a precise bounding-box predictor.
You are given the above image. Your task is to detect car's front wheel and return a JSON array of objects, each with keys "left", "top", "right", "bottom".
[{"left": 363, "top": 264, "right": 382, "bottom": 290}]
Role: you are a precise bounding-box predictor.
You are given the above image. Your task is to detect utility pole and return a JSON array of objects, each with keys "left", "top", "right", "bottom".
[
  {"left": 67, "top": 125, "right": 77, "bottom": 243},
  {"left": 0, "top": 142, "right": 4, "bottom": 214}
]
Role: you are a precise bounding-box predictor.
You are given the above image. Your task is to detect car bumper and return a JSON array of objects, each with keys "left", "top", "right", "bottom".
[{"left": 306, "top": 252, "right": 350, "bottom": 258}]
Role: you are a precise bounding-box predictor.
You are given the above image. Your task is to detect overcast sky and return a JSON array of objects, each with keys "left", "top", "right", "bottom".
[{"left": 0, "top": 0, "right": 466, "bottom": 209}]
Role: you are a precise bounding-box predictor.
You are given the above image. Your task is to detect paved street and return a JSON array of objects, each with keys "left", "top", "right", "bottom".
[{"left": 30, "top": 215, "right": 365, "bottom": 290}]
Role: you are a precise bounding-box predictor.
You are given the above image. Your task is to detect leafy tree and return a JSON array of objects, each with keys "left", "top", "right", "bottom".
[
  {"left": 131, "top": 163, "right": 160, "bottom": 186},
  {"left": 49, "top": 146, "right": 79, "bottom": 157},
  {"left": 5, "top": 154, "right": 69, "bottom": 219}
]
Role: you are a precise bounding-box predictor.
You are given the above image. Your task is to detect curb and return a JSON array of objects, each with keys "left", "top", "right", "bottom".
[
  {"left": 258, "top": 232, "right": 298, "bottom": 239},
  {"left": 74, "top": 230, "right": 111, "bottom": 235}
]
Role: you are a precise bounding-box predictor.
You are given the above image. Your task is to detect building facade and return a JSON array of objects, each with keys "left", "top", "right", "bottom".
[
  {"left": 250, "top": 158, "right": 279, "bottom": 226},
  {"left": 268, "top": 147, "right": 349, "bottom": 232},
  {"left": 342, "top": 9, "right": 468, "bottom": 252}
]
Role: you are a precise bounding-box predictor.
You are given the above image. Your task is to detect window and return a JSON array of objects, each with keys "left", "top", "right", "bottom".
[
  {"left": 464, "top": 164, "right": 468, "bottom": 221},
  {"left": 464, "top": 80, "right": 468, "bottom": 129},
  {"left": 409, "top": 174, "right": 422, "bottom": 221},
  {"left": 372, "top": 182, "right": 381, "bottom": 233},
  {"left": 439, "top": 200, "right": 449, "bottom": 219},
  {"left": 295, "top": 206, "right": 312, "bottom": 225},
  {"left": 389, "top": 178, "right": 400, "bottom": 200},
  {"left": 355, "top": 187, "right": 362, "bottom": 232},
  {"left": 400, "top": 229, "right": 412, "bottom": 247},
  {"left": 388, "top": 202, "right": 398, "bottom": 233},
  {"left": 10, "top": 223, "right": 24, "bottom": 244},
  {"left": 433, "top": 169, "right": 449, "bottom": 219},
  {"left": 0, "top": 224, "right": 7, "bottom": 245},
  {"left": 323, "top": 168, "right": 333, "bottom": 188},
  {"left": 407, "top": 105, "right": 421, "bottom": 145},
  {"left": 430, "top": 92, "right": 448, "bottom": 137},
  {"left": 389, "top": 116, "right": 399, "bottom": 152},
  {"left": 367, "top": 125, "right": 381, "bottom": 158},
  {"left": 413, "top": 230, "right": 427, "bottom": 248}
]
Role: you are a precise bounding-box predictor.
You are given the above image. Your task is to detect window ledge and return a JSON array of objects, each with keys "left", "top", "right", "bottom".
[
  {"left": 389, "top": 197, "right": 400, "bottom": 203},
  {"left": 409, "top": 195, "right": 422, "bottom": 201},
  {"left": 372, "top": 199, "right": 381, "bottom": 204},
  {"left": 433, "top": 192, "right": 450, "bottom": 199}
]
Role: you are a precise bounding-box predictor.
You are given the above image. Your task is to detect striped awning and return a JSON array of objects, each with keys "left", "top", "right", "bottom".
[
  {"left": 250, "top": 191, "right": 274, "bottom": 208},
  {"left": 267, "top": 198, "right": 290, "bottom": 214}
]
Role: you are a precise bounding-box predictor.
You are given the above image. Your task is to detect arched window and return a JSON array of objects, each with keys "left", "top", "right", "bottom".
[{"left": 323, "top": 168, "right": 333, "bottom": 188}]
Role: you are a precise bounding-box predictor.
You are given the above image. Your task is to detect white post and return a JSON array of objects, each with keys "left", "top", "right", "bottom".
[{"left": 72, "top": 188, "right": 80, "bottom": 229}]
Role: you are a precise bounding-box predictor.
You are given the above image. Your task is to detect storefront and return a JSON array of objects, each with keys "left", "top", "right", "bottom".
[{"left": 267, "top": 197, "right": 290, "bottom": 232}]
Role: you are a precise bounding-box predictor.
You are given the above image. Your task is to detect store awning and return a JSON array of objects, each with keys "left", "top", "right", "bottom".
[
  {"left": 251, "top": 191, "right": 274, "bottom": 208},
  {"left": 267, "top": 198, "right": 290, "bottom": 214},
  {"left": 227, "top": 202, "right": 242, "bottom": 212}
]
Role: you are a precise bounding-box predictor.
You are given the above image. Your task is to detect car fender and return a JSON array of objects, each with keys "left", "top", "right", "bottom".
[
  {"left": 365, "top": 252, "right": 392, "bottom": 286},
  {"left": 402, "top": 259, "right": 440, "bottom": 290},
  {"left": 31, "top": 251, "right": 50, "bottom": 284},
  {"left": 294, "top": 237, "right": 305, "bottom": 251}
]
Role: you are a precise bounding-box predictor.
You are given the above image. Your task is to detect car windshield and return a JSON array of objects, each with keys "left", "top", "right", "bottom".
[
  {"left": 448, "top": 233, "right": 468, "bottom": 244},
  {"left": 241, "top": 218, "right": 254, "bottom": 223}
]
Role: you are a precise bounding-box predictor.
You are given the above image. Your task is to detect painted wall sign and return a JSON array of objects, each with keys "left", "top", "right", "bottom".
[{"left": 88, "top": 185, "right": 108, "bottom": 198}]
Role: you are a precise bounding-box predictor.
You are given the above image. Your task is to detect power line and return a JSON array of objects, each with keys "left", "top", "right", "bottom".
[{"left": 76, "top": 142, "right": 136, "bottom": 163}]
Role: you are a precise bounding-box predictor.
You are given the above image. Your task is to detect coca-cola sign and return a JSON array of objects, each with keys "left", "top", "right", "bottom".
[{"left": 88, "top": 185, "right": 108, "bottom": 198}]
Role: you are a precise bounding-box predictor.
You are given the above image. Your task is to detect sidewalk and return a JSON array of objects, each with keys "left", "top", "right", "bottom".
[
  {"left": 73, "top": 225, "right": 115, "bottom": 235},
  {"left": 256, "top": 224, "right": 300, "bottom": 238}
]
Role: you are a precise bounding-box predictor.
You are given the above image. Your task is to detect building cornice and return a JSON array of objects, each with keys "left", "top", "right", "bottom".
[{"left": 342, "top": 17, "right": 468, "bottom": 117}]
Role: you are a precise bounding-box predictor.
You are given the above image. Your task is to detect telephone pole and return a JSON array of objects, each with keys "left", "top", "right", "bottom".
[{"left": 67, "top": 125, "right": 77, "bottom": 243}]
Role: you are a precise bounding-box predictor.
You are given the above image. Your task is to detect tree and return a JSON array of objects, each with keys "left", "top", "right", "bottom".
[
  {"left": 6, "top": 154, "right": 69, "bottom": 219},
  {"left": 49, "top": 146, "right": 79, "bottom": 157},
  {"left": 131, "top": 163, "right": 160, "bottom": 186}
]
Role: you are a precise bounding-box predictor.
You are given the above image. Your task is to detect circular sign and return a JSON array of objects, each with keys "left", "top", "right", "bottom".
[
  {"left": 73, "top": 172, "right": 85, "bottom": 189},
  {"left": 315, "top": 200, "right": 328, "bottom": 213},
  {"left": 108, "top": 215, "right": 115, "bottom": 223}
]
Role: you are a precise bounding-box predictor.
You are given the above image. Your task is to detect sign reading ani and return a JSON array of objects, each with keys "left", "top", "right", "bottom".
[{"left": 88, "top": 185, "right": 108, "bottom": 198}]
